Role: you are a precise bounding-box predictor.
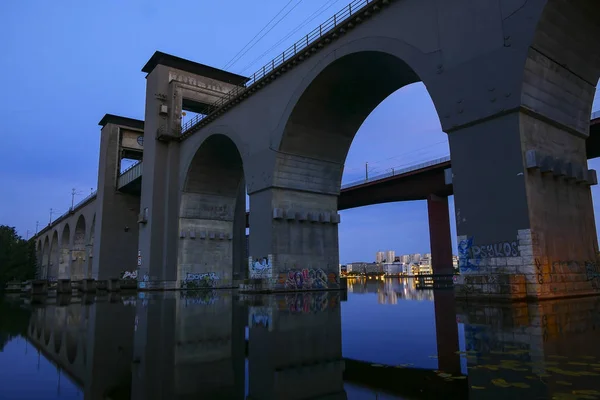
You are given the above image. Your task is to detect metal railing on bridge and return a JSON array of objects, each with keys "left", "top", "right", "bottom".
[
  {"left": 180, "top": 0, "right": 379, "bottom": 136},
  {"left": 341, "top": 156, "right": 451, "bottom": 189},
  {"left": 118, "top": 161, "right": 143, "bottom": 189}
]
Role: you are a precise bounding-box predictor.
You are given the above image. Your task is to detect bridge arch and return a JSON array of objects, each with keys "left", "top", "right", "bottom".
[
  {"left": 41, "top": 236, "right": 50, "bottom": 279},
  {"left": 59, "top": 224, "right": 71, "bottom": 279},
  {"left": 72, "top": 215, "right": 86, "bottom": 280},
  {"left": 49, "top": 231, "right": 59, "bottom": 280},
  {"left": 36, "top": 240, "right": 42, "bottom": 273},
  {"left": 178, "top": 133, "right": 246, "bottom": 287},
  {"left": 273, "top": 37, "right": 442, "bottom": 166}
]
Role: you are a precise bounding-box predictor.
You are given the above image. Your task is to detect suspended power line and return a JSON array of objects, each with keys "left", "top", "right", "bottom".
[
  {"left": 223, "top": 0, "right": 297, "bottom": 70},
  {"left": 239, "top": 0, "right": 342, "bottom": 74},
  {"left": 225, "top": 0, "right": 306, "bottom": 71}
]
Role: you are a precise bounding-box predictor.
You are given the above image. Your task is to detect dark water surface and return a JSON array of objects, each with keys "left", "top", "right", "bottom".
[{"left": 1, "top": 277, "right": 600, "bottom": 399}]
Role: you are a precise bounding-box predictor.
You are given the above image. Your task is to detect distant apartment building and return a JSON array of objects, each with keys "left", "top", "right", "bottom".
[
  {"left": 400, "top": 254, "right": 410, "bottom": 263},
  {"left": 386, "top": 250, "right": 395, "bottom": 264},
  {"left": 411, "top": 253, "right": 422, "bottom": 263},
  {"left": 376, "top": 251, "right": 385, "bottom": 264},
  {"left": 347, "top": 262, "right": 383, "bottom": 275}
]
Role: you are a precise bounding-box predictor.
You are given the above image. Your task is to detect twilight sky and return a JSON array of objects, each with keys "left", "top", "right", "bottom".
[{"left": 0, "top": 0, "right": 599, "bottom": 264}]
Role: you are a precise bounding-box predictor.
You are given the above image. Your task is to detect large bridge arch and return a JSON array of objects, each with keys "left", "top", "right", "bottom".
[
  {"left": 272, "top": 38, "right": 442, "bottom": 165},
  {"left": 178, "top": 133, "right": 246, "bottom": 288}
]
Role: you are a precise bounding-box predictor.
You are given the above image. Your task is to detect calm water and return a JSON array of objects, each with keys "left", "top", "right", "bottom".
[{"left": 1, "top": 277, "right": 600, "bottom": 399}]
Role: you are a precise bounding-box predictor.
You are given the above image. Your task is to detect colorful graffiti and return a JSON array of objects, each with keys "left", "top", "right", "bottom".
[
  {"left": 180, "top": 272, "right": 219, "bottom": 289},
  {"left": 283, "top": 268, "right": 336, "bottom": 290},
  {"left": 249, "top": 255, "right": 273, "bottom": 279}
]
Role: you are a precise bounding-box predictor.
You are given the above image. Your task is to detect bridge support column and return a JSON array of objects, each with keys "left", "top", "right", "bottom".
[
  {"left": 427, "top": 194, "right": 454, "bottom": 275},
  {"left": 246, "top": 188, "right": 341, "bottom": 292},
  {"left": 450, "top": 111, "right": 599, "bottom": 300}
]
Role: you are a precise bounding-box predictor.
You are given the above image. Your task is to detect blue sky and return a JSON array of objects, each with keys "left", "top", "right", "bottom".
[{"left": 0, "top": 0, "right": 599, "bottom": 264}]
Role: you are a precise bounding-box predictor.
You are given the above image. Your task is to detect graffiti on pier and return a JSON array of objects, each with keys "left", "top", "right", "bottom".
[
  {"left": 585, "top": 261, "right": 600, "bottom": 290},
  {"left": 283, "top": 268, "right": 335, "bottom": 290},
  {"left": 278, "top": 292, "right": 339, "bottom": 314},
  {"left": 121, "top": 270, "right": 138, "bottom": 280},
  {"left": 472, "top": 241, "right": 519, "bottom": 258},
  {"left": 249, "top": 306, "right": 273, "bottom": 331},
  {"left": 180, "top": 272, "right": 219, "bottom": 289},
  {"left": 249, "top": 255, "right": 273, "bottom": 279},
  {"left": 458, "top": 237, "right": 519, "bottom": 272},
  {"left": 458, "top": 237, "right": 481, "bottom": 272}
]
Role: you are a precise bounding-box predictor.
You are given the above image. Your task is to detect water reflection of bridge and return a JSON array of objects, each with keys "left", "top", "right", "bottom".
[
  {"left": 346, "top": 277, "right": 435, "bottom": 302},
  {"left": 11, "top": 290, "right": 600, "bottom": 399},
  {"left": 19, "top": 290, "right": 469, "bottom": 399}
]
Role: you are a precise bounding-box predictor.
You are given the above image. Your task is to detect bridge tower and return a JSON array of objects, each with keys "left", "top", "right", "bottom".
[
  {"left": 92, "top": 115, "right": 144, "bottom": 280},
  {"left": 136, "top": 52, "right": 249, "bottom": 289}
]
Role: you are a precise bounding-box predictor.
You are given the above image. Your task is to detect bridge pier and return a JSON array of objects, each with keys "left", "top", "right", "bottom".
[
  {"left": 427, "top": 194, "right": 454, "bottom": 275},
  {"left": 451, "top": 109, "right": 599, "bottom": 300},
  {"left": 247, "top": 188, "right": 341, "bottom": 292}
]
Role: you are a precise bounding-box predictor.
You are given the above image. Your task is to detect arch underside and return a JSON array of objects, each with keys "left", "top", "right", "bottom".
[
  {"left": 178, "top": 135, "right": 245, "bottom": 288},
  {"left": 526, "top": 0, "right": 600, "bottom": 135}
]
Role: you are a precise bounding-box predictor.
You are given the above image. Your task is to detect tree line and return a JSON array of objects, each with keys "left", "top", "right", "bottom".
[{"left": 0, "top": 225, "right": 37, "bottom": 289}]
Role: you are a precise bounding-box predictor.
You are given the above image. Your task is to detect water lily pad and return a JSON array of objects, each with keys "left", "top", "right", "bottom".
[
  {"left": 491, "top": 379, "right": 511, "bottom": 388},
  {"left": 572, "top": 390, "right": 600, "bottom": 395}
]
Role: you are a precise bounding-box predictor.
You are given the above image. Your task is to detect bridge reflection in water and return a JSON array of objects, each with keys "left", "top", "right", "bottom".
[{"left": 3, "top": 285, "right": 600, "bottom": 399}]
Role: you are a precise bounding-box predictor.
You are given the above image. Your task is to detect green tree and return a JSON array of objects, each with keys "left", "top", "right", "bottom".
[{"left": 0, "top": 225, "right": 37, "bottom": 288}]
